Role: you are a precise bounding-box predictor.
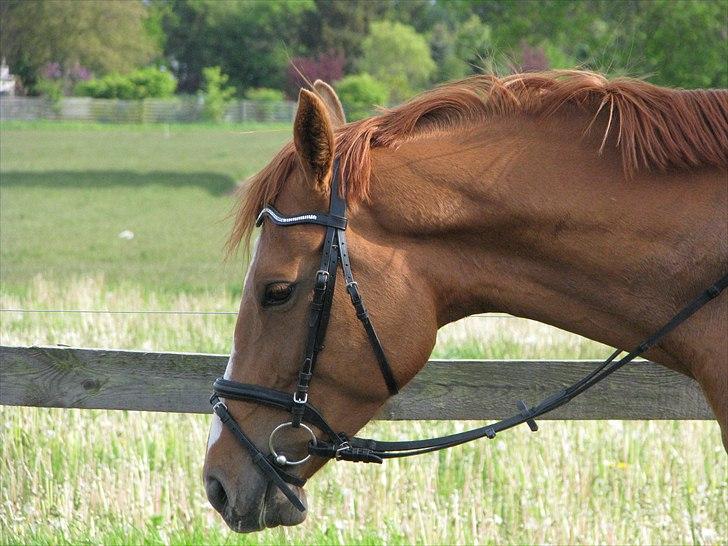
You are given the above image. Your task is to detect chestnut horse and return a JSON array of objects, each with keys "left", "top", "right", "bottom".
[{"left": 204, "top": 71, "right": 727, "bottom": 532}]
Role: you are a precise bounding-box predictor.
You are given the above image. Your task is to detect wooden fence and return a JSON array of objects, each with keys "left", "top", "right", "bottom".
[{"left": 0, "top": 345, "right": 712, "bottom": 420}]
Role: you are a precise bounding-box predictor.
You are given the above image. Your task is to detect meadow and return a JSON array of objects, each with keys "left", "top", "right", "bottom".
[
  {"left": 1, "top": 122, "right": 726, "bottom": 545},
  {"left": 0, "top": 121, "right": 288, "bottom": 294}
]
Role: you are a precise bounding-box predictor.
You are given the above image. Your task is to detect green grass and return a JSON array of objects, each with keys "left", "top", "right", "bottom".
[
  {"left": 1, "top": 123, "right": 726, "bottom": 545},
  {"left": 0, "top": 121, "right": 289, "bottom": 293},
  {"left": 2, "top": 277, "right": 726, "bottom": 546}
]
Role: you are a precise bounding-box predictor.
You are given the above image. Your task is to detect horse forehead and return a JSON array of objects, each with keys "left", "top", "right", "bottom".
[{"left": 257, "top": 223, "right": 322, "bottom": 262}]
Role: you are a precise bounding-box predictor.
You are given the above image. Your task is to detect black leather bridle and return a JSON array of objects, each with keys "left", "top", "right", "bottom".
[{"left": 210, "top": 160, "right": 728, "bottom": 513}]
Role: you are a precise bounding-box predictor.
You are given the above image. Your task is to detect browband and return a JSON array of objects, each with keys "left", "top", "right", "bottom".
[{"left": 256, "top": 205, "right": 347, "bottom": 230}]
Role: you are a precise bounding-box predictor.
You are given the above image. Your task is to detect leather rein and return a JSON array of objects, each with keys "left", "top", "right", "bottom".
[{"left": 210, "top": 160, "right": 728, "bottom": 513}]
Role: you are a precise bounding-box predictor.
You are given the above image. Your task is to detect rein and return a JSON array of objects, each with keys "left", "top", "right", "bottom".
[{"left": 210, "top": 160, "right": 728, "bottom": 513}]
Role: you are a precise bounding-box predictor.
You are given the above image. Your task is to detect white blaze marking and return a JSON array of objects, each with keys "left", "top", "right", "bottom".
[
  {"left": 207, "top": 238, "right": 260, "bottom": 453},
  {"left": 207, "top": 415, "right": 223, "bottom": 450},
  {"left": 207, "top": 343, "right": 237, "bottom": 451},
  {"left": 223, "top": 347, "right": 235, "bottom": 379}
]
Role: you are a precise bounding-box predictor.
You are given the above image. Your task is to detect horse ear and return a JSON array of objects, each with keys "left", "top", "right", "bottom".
[
  {"left": 294, "top": 88, "right": 335, "bottom": 191},
  {"left": 313, "top": 79, "right": 346, "bottom": 127}
]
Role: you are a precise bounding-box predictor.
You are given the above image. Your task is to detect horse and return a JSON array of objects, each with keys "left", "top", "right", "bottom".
[{"left": 203, "top": 71, "right": 727, "bottom": 532}]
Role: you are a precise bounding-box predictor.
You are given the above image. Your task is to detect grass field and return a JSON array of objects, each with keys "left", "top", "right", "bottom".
[
  {"left": 1, "top": 122, "right": 726, "bottom": 545},
  {"left": 1, "top": 121, "right": 288, "bottom": 294}
]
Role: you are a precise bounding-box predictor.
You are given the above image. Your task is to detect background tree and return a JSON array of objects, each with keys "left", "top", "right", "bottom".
[
  {"left": 427, "top": 14, "right": 493, "bottom": 82},
  {"left": 335, "top": 73, "right": 388, "bottom": 120},
  {"left": 441, "top": 0, "right": 726, "bottom": 88},
  {"left": 160, "top": 0, "right": 313, "bottom": 94},
  {"left": 3, "top": 0, "right": 726, "bottom": 99},
  {"left": 359, "top": 21, "right": 436, "bottom": 103},
  {"left": 296, "top": 0, "right": 372, "bottom": 71},
  {"left": 377, "top": 0, "right": 448, "bottom": 34},
  {"left": 0, "top": 0, "right": 158, "bottom": 92},
  {"left": 627, "top": 0, "right": 727, "bottom": 88},
  {"left": 452, "top": 15, "right": 494, "bottom": 75},
  {"left": 429, "top": 23, "right": 467, "bottom": 82}
]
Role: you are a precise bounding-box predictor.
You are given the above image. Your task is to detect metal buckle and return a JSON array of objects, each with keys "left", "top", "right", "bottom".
[
  {"left": 212, "top": 400, "right": 227, "bottom": 413},
  {"left": 269, "top": 422, "right": 317, "bottom": 466},
  {"left": 315, "top": 270, "right": 329, "bottom": 290},
  {"left": 335, "top": 441, "right": 351, "bottom": 460},
  {"left": 346, "top": 281, "right": 359, "bottom": 300},
  {"left": 293, "top": 391, "right": 308, "bottom": 404}
]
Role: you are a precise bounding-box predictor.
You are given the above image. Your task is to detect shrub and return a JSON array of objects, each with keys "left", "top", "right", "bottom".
[
  {"left": 244, "top": 88, "right": 285, "bottom": 121},
  {"left": 75, "top": 74, "right": 135, "bottom": 99},
  {"left": 34, "top": 79, "right": 63, "bottom": 102},
  {"left": 34, "top": 79, "right": 63, "bottom": 114},
  {"left": 74, "top": 67, "right": 176, "bottom": 100},
  {"left": 335, "top": 73, "right": 388, "bottom": 121},
  {"left": 127, "top": 67, "right": 176, "bottom": 98},
  {"left": 244, "top": 88, "right": 284, "bottom": 102},
  {"left": 73, "top": 79, "right": 98, "bottom": 98},
  {"left": 201, "top": 66, "right": 236, "bottom": 122}
]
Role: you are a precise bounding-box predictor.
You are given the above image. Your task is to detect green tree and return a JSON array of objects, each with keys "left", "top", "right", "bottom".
[
  {"left": 631, "top": 0, "right": 727, "bottom": 88},
  {"left": 435, "top": 0, "right": 727, "bottom": 88},
  {"left": 0, "top": 0, "right": 158, "bottom": 90},
  {"left": 453, "top": 15, "right": 493, "bottom": 75},
  {"left": 378, "top": 0, "right": 449, "bottom": 34},
  {"left": 429, "top": 23, "right": 468, "bottom": 82},
  {"left": 426, "top": 13, "right": 494, "bottom": 82},
  {"left": 159, "top": 0, "right": 314, "bottom": 93},
  {"left": 201, "top": 66, "right": 236, "bottom": 122},
  {"left": 297, "top": 0, "right": 371, "bottom": 71},
  {"left": 359, "top": 21, "right": 436, "bottom": 103},
  {"left": 335, "top": 73, "right": 388, "bottom": 120}
]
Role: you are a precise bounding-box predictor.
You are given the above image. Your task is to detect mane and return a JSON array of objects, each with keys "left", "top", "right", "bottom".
[{"left": 229, "top": 70, "right": 728, "bottom": 252}]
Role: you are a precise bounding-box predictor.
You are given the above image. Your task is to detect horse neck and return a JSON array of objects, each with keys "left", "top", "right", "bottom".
[{"left": 359, "top": 114, "right": 727, "bottom": 367}]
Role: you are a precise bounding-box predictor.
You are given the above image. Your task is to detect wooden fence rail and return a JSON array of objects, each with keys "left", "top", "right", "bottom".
[{"left": 0, "top": 345, "right": 712, "bottom": 420}]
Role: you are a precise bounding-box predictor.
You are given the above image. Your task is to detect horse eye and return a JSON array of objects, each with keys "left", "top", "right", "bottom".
[{"left": 262, "top": 282, "right": 295, "bottom": 306}]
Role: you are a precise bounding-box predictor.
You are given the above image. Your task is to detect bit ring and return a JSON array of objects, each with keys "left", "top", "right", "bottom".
[{"left": 268, "top": 422, "right": 317, "bottom": 466}]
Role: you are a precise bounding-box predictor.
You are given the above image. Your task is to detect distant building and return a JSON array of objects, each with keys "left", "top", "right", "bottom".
[{"left": 1, "top": 59, "right": 16, "bottom": 96}]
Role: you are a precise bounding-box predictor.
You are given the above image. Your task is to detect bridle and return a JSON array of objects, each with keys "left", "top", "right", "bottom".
[{"left": 210, "top": 160, "right": 728, "bottom": 513}]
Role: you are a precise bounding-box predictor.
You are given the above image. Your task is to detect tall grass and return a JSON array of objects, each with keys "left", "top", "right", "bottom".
[{"left": 1, "top": 277, "right": 726, "bottom": 545}]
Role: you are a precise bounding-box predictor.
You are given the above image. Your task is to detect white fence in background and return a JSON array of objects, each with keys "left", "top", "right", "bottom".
[{"left": 0, "top": 96, "right": 297, "bottom": 124}]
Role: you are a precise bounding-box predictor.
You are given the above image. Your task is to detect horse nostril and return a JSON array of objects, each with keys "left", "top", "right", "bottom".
[{"left": 205, "top": 475, "right": 229, "bottom": 514}]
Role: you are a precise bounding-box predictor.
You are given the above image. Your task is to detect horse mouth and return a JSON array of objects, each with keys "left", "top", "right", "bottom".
[
  {"left": 222, "top": 482, "right": 308, "bottom": 533},
  {"left": 261, "top": 482, "right": 308, "bottom": 530}
]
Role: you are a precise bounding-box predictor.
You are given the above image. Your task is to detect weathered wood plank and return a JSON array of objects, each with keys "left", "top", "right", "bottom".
[{"left": 0, "top": 345, "right": 712, "bottom": 420}]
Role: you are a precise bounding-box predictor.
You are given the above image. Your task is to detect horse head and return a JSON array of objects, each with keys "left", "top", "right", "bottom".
[{"left": 202, "top": 82, "right": 437, "bottom": 531}]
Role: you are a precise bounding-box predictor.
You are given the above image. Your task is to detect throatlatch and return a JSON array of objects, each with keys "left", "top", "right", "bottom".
[{"left": 211, "top": 159, "right": 728, "bottom": 513}]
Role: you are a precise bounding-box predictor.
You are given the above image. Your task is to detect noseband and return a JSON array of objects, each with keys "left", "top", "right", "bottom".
[{"left": 211, "top": 160, "right": 728, "bottom": 513}]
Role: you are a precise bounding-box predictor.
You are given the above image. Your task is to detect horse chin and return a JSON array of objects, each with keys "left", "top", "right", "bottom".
[
  {"left": 223, "top": 484, "right": 308, "bottom": 533},
  {"left": 262, "top": 485, "right": 308, "bottom": 529}
]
